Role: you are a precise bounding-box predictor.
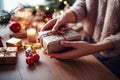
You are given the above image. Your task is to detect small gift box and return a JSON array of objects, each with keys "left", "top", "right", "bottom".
[
  {"left": 0, "top": 48, "right": 5, "bottom": 64},
  {"left": 6, "top": 38, "right": 22, "bottom": 49},
  {"left": 10, "top": 30, "right": 27, "bottom": 38},
  {"left": 38, "top": 29, "right": 81, "bottom": 54},
  {"left": 0, "top": 47, "right": 17, "bottom": 65}
]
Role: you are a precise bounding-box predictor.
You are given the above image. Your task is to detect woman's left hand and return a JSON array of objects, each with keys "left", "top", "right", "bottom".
[{"left": 49, "top": 41, "right": 96, "bottom": 59}]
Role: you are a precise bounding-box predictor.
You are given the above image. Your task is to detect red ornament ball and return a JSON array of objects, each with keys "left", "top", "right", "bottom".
[
  {"left": 9, "top": 22, "right": 21, "bottom": 33},
  {"left": 33, "top": 53, "right": 40, "bottom": 62},
  {"left": 26, "top": 56, "right": 34, "bottom": 65},
  {"left": 46, "top": 14, "right": 52, "bottom": 19},
  {"left": 38, "top": 38, "right": 40, "bottom": 43}
]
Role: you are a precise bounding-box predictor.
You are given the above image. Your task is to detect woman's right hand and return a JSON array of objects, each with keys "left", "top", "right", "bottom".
[
  {"left": 41, "top": 10, "right": 76, "bottom": 31},
  {"left": 41, "top": 16, "right": 66, "bottom": 31}
]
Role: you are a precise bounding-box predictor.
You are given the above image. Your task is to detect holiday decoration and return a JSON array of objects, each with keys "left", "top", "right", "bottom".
[
  {"left": 0, "top": 47, "right": 17, "bottom": 65},
  {"left": 9, "top": 22, "right": 21, "bottom": 33},
  {"left": 25, "top": 47, "right": 40, "bottom": 65},
  {"left": 23, "top": 42, "right": 41, "bottom": 50},
  {"left": 25, "top": 47, "right": 33, "bottom": 57},
  {"left": 38, "top": 29, "right": 81, "bottom": 54},
  {"left": 44, "top": 13, "right": 53, "bottom": 22},
  {"left": 26, "top": 56, "right": 34, "bottom": 65},
  {"left": 11, "top": 7, "right": 34, "bottom": 30},
  {"left": 10, "top": 30, "right": 27, "bottom": 38},
  {"left": 0, "top": 10, "right": 12, "bottom": 25},
  {"left": 0, "top": 37, "right": 3, "bottom": 47},
  {"left": 32, "top": 53, "right": 40, "bottom": 62},
  {"left": 23, "top": 42, "right": 34, "bottom": 50},
  {"left": 6, "top": 38, "right": 22, "bottom": 49},
  {"left": 27, "top": 28, "right": 37, "bottom": 43}
]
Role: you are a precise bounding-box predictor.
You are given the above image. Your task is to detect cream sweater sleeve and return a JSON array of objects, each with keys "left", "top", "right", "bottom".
[
  {"left": 100, "top": 0, "right": 120, "bottom": 57},
  {"left": 100, "top": 32, "right": 120, "bottom": 57},
  {"left": 70, "top": 0, "right": 87, "bottom": 22}
]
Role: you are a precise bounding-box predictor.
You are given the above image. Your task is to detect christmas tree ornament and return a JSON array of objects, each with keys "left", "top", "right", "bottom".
[
  {"left": 46, "top": 13, "right": 52, "bottom": 19},
  {"left": 25, "top": 47, "right": 40, "bottom": 65},
  {"left": 33, "top": 53, "right": 40, "bottom": 62},
  {"left": 9, "top": 22, "right": 21, "bottom": 33},
  {"left": 25, "top": 47, "right": 33, "bottom": 57},
  {"left": 0, "top": 37, "right": 4, "bottom": 47},
  {"left": 26, "top": 56, "right": 34, "bottom": 65},
  {"left": 0, "top": 10, "right": 11, "bottom": 24}
]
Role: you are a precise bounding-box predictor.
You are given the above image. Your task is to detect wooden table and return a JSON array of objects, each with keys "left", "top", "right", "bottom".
[
  {"left": 0, "top": 49, "right": 119, "bottom": 80},
  {"left": 0, "top": 25, "right": 119, "bottom": 80}
]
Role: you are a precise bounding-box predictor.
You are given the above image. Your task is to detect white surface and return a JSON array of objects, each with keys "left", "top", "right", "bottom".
[
  {"left": 3, "top": 0, "right": 46, "bottom": 11},
  {"left": 0, "top": 25, "right": 13, "bottom": 46}
]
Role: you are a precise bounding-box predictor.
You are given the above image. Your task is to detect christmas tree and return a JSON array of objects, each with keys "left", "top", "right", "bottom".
[
  {"left": 44, "top": 0, "right": 75, "bottom": 13},
  {"left": 0, "top": 0, "right": 76, "bottom": 25}
]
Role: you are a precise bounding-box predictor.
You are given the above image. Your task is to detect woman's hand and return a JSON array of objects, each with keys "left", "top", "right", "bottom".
[
  {"left": 41, "top": 17, "right": 66, "bottom": 31},
  {"left": 49, "top": 41, "right": 96, "bottom": 59},
  {"left": 49, "top": 40, "right": 114, "bottom": 59},
  {"left": 41, "top": 11, "right": 76, "bottom": 31}
]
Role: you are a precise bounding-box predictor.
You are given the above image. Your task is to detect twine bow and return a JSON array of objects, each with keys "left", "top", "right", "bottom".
[
  {"left": 0, "top": 47, "right": 16, "bottom": 64},
  {"left": 0, "top": 47, "right": 16, "bottom": 56},
  {"left": 39, "top": 28, "right": 68, "bottom": 48}
]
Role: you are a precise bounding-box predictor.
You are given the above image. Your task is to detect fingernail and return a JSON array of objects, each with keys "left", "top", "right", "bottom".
[
  {"left": 60, "top": 41, "right": 65, "bottom": 44},
  {"left": 52, "top": 28, "right": 55, "bottom": 31}
]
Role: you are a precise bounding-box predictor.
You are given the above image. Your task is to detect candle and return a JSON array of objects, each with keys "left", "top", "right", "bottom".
[{"left": 27, "top": 28, "right": 36, "bottom": 43}]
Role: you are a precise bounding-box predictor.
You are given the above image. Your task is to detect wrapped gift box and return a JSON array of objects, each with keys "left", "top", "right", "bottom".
[
  {"left": 6, "top": 38, "right": 22, "bottom": 49},
  {"left": 0, "top": 47, "right": 17, "bottom": 65},
  {"left": 0, "top": 49, "right": 4, "bottom": 64},
  {"left": 10, "top": 30, "right": 27, "bottom": 38},
  {"left": 38, "top": 29, "right": 81, "bottom": 54}
]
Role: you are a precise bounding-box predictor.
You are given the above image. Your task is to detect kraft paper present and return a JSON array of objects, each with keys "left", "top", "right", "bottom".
[
  {"left": 0, "top": 47, "right": 17, "bottom": 65},
  {"left": 38, "top": 29, "right": 81, "bottom": 54}
]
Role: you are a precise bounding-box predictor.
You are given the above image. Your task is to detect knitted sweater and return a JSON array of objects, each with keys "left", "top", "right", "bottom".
[{"left": 70, "top": 0, "right": 120, "bottom": 57}]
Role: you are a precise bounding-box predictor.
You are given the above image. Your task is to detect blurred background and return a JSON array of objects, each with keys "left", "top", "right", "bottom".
[{"left": 0, "top": 0, "right": 84, "bottom": 41}]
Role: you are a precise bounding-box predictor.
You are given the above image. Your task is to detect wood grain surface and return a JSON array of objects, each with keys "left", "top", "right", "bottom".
[{"left": 0, "top": 49, "right": 119, "bottom": 80}]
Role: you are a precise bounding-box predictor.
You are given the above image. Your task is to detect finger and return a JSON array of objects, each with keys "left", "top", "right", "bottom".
[
  {"left": 60, "top": 41, "right": 76, "bottom": 48},
  {"left": 52, "top": 20, "right": 61, "bottom": 31},
  {"left": 49, "top": 50, "right": 78, "bottom": 59},
  {"left": 41, "top": 19, "right": 57, "bottom": 31}
]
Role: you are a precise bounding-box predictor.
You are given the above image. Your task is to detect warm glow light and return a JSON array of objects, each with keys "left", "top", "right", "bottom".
[
  {"left": 32, "top": 22, "right": 37, "bottom": 27},
  {"left": 58, "top": 0, "right": 63, "bottom": 2},
  {"left": 3, "top": 17, "right": 6, "bottom": 19},
  {"left": 37, "top": 22, "right": 45, "bottom": 31},
  {"left": 60, "top": 10, "right": 64, "bottom": 14},
  {"left": 64, "top": 1, "right": 67, "bottom": 5},
  {"left": 45, "top": 6, "right": 49, "bottom": 10},
  {"left": 27, "top": 28, "right": 36, "bottom": 43},
  {"left": 35, "top": 6, "right": 39, "bottom": 10}
]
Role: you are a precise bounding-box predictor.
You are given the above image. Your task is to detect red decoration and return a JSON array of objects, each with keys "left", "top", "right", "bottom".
[
  {"left": 46, "top": 14, "right": 52, "bottom": 19},
  {"left": 9, "top": 22, "right": 21, "bottom": 33},
  {"left": 33, "top": 53, "right": 40, "bottom": 62},
  {"left": 0, "top": 37, "right": 3, "bottom": 47},
  {"left": 39, "top": 28, "right": 67, "bottom": 47},
  {"left": 38, "top": 38, "right": 40, "bottom": 43},
  {"left": 25, "top": 47, "right": 40, "bottom": 65},
  {"left": 26, "top": 56, "right": 34, "bottom": 65}
]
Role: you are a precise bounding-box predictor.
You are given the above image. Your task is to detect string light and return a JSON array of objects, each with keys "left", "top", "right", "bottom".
[
  {"left": 60, "top": 10, "right": 64, "bottom": 14},
  {"left": 3, "top": 17, "right": 6, "bottom": 19},
  {"left": 64, "top": 1, "right": 68, "bottom": 5},
  {"left": 35, "top": 6, "right": 39, "bottom": 10},
  {"left": 45, "top": 6, "right": 49, "bottom": 10},
  {"left": 58, "top": 0, "right": 63, "bottom": 2}
]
